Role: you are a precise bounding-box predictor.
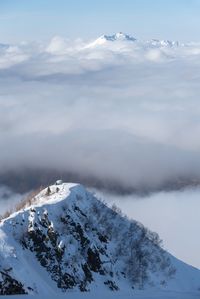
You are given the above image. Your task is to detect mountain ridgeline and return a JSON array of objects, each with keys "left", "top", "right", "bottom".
[{"left": 0, "top": 183, "right": 199, "bottom": 295}]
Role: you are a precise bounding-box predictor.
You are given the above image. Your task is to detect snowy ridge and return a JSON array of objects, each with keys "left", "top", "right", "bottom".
[{"left": 0, "top": 183, "right": 199, "bottom": 296}]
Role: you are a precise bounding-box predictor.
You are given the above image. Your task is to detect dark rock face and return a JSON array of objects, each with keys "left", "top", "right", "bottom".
[
  {"left": 0, "top": 271, "right": 27, "bottom": 295},
  {"left": 87, "top": 247, "right": 102, "bottom": 273},
  {"left": 22, "top": 207, "right": 109, "bottom": 291}
]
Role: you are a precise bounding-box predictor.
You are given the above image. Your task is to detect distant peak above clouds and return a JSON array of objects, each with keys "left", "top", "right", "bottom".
[
  {"left": 102, "top": 32, "right": 137, "bottom": 42},
  {"left": 147, "top": 39, "right": 179, "bottom": 48},
  {"left": 85, "top": 32, "right": 137, "bottom": 48},
  {"left": 84, "top": 32, "right": 180, "bottom": 50}
]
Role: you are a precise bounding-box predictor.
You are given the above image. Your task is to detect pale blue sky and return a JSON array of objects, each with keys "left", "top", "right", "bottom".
[{"left": 0, "top": 0, "right": 200, "bottom": 42}]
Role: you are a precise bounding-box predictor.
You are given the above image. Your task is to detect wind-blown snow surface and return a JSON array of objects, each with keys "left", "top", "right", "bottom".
[
  {"left": 0, "top": 183, "right": 199, "bottom": 298},
  {"left": 2, "top": 33, "right": 200, "bottom": 192}
]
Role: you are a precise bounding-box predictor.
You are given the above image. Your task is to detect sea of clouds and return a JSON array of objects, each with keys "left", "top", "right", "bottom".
[{"left": 1, "top": 35, "right": 200, "bottom": 192}]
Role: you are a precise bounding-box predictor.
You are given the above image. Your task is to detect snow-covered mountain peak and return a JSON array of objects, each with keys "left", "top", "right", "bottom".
[
  {"left": 83, "top": 33, "right": 181, "bottom": 53},
  {"left": 33, "top": 182, "right": 81, "bottom": 207},
  {"left": 9, "top": 183, "right": 90, "bottom": 219},
  {"left": 148, "top": 39, "right": 179, "bottom": 48},
  {"left": 85, "top": 32, "right": 137, "bottom": 48},
  {"left": 0, "top": 182, "right": 200, "bottom": 296},
  {"left": 105, "top": 32, "right": 137, "bottom": 42}
]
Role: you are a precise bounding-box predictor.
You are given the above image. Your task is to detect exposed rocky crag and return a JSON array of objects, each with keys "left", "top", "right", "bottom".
[{"left": 0, "top": 183, "right": 199, "bottom": 295}]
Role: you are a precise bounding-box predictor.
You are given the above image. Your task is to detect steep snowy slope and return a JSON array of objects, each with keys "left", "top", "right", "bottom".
[{"left": 0, "top": 183, "right": 199, "bottom": 296}]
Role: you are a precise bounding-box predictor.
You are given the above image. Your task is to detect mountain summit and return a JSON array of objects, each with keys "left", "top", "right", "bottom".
[
  {"left": 85, "top": 32, "right": 137, "bottom": 48},
  {"left": 101, "top": 32, "right": 137, "bottom": 42},
  {"left": 84, "top": 33, "right": 179, "bottom": 52},
  {"left": 0, "top": 182, "right": 199, "bottom": 296}
]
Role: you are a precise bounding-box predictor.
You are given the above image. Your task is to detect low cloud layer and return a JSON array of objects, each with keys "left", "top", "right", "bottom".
[
  {"left": 1, "top": 35, "right": 200, "bottom": 191},
  {"left": 0, "top": 186, "right": 22, "bottom": 215},
  {"left": 96, "top": 187, "right": 200, "bottom": 268}
]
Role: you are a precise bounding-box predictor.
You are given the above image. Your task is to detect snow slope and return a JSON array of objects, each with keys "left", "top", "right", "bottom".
[{"left": 0, "top": 183, "right": 199, "bottom": 297}]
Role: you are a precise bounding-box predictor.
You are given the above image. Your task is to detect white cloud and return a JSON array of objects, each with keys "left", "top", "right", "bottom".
[
  {"left": 0, "top": 186, "right": 23, "bottom": 215},
  {"left": 1, "top": 35, "right": 200, "bottom": 191}
]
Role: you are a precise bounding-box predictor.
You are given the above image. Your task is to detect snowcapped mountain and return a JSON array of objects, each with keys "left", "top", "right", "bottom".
[
  {"left": 84, "top": 32, "right": 179, "bottom": 50},
  {"left": 147, "top": 39, "right": 179, "bottom": 48},
  {"left": 85, "top": 32, "right": 137, "bottom": 48},
  {"left": 0, "top": 183, "right": 199, "bottom": 297},
  {"left": 103, "top": 32, "right": 137, "bottom": 42},
  {"left": 91, "top": 32, "right": 136, "bottom": 45}
]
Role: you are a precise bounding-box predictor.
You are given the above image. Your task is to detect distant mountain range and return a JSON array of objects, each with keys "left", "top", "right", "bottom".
[{"left": 85, "top": 32, "right": 179, "bottom": 49}]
